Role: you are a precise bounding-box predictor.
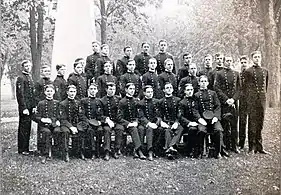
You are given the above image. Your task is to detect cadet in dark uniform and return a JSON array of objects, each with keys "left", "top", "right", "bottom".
[
  {"left": 214, "top": 56, "right": 240, "bottom": 153},
  {"left": 142, "top": 58, "right": 162, "bottom": 99},
  {"left": 119, "top": 59, "right": 142, "bottom": 98},
  {"left": 193, "top": 75, "right": 223, "bottom": 159},
  {"left": 116, "top": 46, "right": 133, "bottom": 77},
  {"left": 209, "top": 52, "right": 224, "bottom": 90},
  {"left": 16, "top": 60, "right": 36, "bottom": 155},
  {"left": 53, "top": 64, "right": 67, "bottom": 101},
  {"left": 158, "top": 82, "right": 183, "bottom": 159},
  {"left": 177, "top": 53, "right": 193, "bottom": 83},
  {"left": 137, "top": 85, "right": 161, "bottom": 161},
  {"left": 243, "top": 51, "right": 269, "bottom": 154},
  {"left": 178, "top": 84, "right": 201, "bottom": 157},
  {"left": 80, "top": 83, "right": 104, "bottom": 159},
  {"left": 158, "top": 58, "right": 177, "bottom": 97},
  {"left": 134, "top": 42, "right": 152, "bottom": 75},
  {"left": 96, "top": 61, "right": 118, "bottom": 98},
  {"left": 178, "top": 63, "right": 199, "bottom": 98},
  {"left": 198, "top": 54, "right": 213, "bottom": 77},
  {"left": 34, "top": 65, "right": 53, "bottom": 105},
  {"left": 154, "top": 39, "right": 175, "bottom": 74},
  {"left": 59, "top": 85, "right": 85, "bottom": 161},
  {"left": 238, "top": 55, "right": 249, "bottom": 149},
  {"left": 117, "top": 83, "right": 146, "bottom": 159},
  {"left": 85, "top": 41, "right": 101, "bottom": 86},
  {"left": 35, "top": 84, "right": 61, "bottom": 163},
  {"left": 100, "top": 82, "right": 124, "bottom": 160},
  {"left": 67, "top": 58, "right": 87, "bottom": 99}
]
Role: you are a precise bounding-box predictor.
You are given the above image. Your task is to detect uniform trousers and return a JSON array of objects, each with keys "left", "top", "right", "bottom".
[
  {"left": 18, "top": 111, "right": 32, "bottom": 153},
  {"left": 103, "top": 124, "right": 124, "bottom": 152},
  {"left": 138, "top": 125, "right": 153, "bottom": 151}
]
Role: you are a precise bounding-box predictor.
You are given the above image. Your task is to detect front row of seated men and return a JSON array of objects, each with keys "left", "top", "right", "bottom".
[{"left": 35, "top": 74, "right": 226, "bottom": 162}]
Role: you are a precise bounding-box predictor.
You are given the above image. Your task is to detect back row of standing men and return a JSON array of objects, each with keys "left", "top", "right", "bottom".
[{"left": 16, "top": 39, "right": 269, "bottom": 163}]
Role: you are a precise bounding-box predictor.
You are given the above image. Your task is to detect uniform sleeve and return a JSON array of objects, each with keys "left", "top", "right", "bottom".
[
  {"left": 119, "top": 75, "right": 126, "bottom": 97},
  {"left": 177, "top": 78, "right": 185, "bottom": 98},
  {"left": 117, "top": 101, "right": 130, "bottom": 126},
  {"left": 85, "top": 55, "right": 94, "bottom": 80},
  {"left": 193, "top": 94, "right": 202, "bottom": 121},
  {"left": 59, "top": 102, "right": 73, "bottom": 128},
  {"left": 213, "top": 91, "right": 221, "bottom": 120},
  {"left": 233, "top": 72, "right": 240, "bottom": 101},
  {"left": 95, "top": 58, "right": 103, "bottom": 79},
  {"left": 178, "top": 101, "right": 190, "bottom": 127},
  {"left": 137, "top": 103, "right": 149, "bottom": 126},
  {"left": 214, "top": 74, "right": 229, "bottom": 104},
  {"left": 16, "top": 76, "right": 27, "bottom": 112},
  {"left": 35, "top": 102, "right": 43, "bottom": 124},
  {"left": 96, "top": 76, "right": 103, "bottom": 98}
]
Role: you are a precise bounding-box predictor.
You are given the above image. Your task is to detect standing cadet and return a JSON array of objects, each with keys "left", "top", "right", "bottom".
[
  {"left": 85, "top": 41, "right": 101, "bottom": 85},
  {"left": 138, "top": 85, "right": 161, "bottom": 161},
  {"left": 142, "top": 58, "right": 162, "bottom": 99},
  {"left": 158, "top": 58, "right": 178, "bottom": 97},
  {"left": 117, "top": 46, "right": 133, "bottom": 77},
  {"left": 67, "top": 58, "right": 87, "bottom": 99},
  {"left": 154, "top": 39, "right": 175, "bottom": 74},
  {"left": 243, "top": 51, "right": 269, "bottom": 154},
  {"left": 101, "top": 82, "right": 124, "bottom": 160},
  {"left": 35, "top": 84, "right": 61, "bottom": 163},
  {"left": 80, "top": 83, "right": 104, "bottom": 159},
  {"left": 238, "top": 55, "right": 249, "bottom": 149},
  {"left": 117, "top": 83, "right": 146, "bottom": 159},
  {"left": 209, "top": 52, "right": 224, "bottom": 90},
  {"left": 158, "top": 83, "right": 183, "bottom": 159},
  {"left": 119, "top": 59, "right": 142, "bottom": 98},
  {"left": 177, "top": 53, "right": 193, "bottom": 83},
  {"left": 214, "top": 56, "right": 240, "bottom": 153},
  {"left": 134, "top": 42, "right": 152, "bottom": 75},
  {"left": 198, "top": 54, "right": 213, "bottom": 77},
  {"left": 16, "top": 60, "right": 36, "bottom": 155},
  {"left": 96, "top": 61, "right": 118, "bottom": 98},
  {"left": 53, "top": 64, "right": 67, "bottom": 101}
]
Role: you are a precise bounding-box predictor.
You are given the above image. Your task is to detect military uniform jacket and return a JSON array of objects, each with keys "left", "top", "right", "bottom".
[
  {"left": 178, "top": 74, "right": 199, "bottom": 98},
  {"left": 117, "top": 96, "right": 139, "bottom": 126},
  {"left": 67, "top": 73, "right": 87, "bottom": 99},
  {"left": 193, "top": 89, "right": 221, "bottom": 121},
  {"left": 158, "top": 71, "right": 177, "bottom": 95},
  {"left": 35, "top": 98, "right": 60, "bottom": 128},
  {"left": 59, "top": 98, "right": 84, "bottom": 128},
  {"left": 178, "top": 97, "right": 197, "bottom": 127},
  {"left": 137, "top": 98, "right": 160, "bottom": 126},
  {"left": 116, "top": 56, "right": 130, "bottom": 77},
  {"left": 177, "top": 64, "right": 189, "bottom": 84},
  {"left": 214, "top": 68, "right": 240, "bottom": 104},
  {"left": 85, "top": 52, "right": 101, "bottom": 80},
  {"left": 142, "top": 71, "right": 161, "bottom": 98},
  {"left": 96, "top": 74, "right": 118, "bottom": 98},
  {"left": 158, "top": 95, "right": 181, "bottom": 124},
  {"left": 80, "top": 97, "right": 103, "bottom": 122},
  {"left": 154, "top": 52, "right": 175, "bottom": 74},
  {"left": 134, "top": 52, "right": 152, "bottom": 75},
  {"left": 16, "top": 71, "right": 36, "bottom": 113},
  {"left": 53, "top": 75, "right": 67, "bottom": 101},
  {"left": 208, "top": 67, "right": 223, "bottom": 90},
  {"left": 34, "top": 77, "right": 53, "bottom": 105},
  {"left": 100, "top": 95, "right": 121, "bottom": 122},
  {"left": 198, "top": 67, "right": 212, "bottom": 77},
  {"left": 119, "top": 71, "right": 142, "bottom": 97},
  {"left": 95, "top": 55, "right": 116, "bottom": 78}
]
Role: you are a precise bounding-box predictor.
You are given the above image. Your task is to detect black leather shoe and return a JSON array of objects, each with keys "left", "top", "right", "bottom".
[
  {"left": 221, "top": 149, "right": 230, "bottom": 157},
  {"left": 233, "top": 147, "right": 240, "bottom": 154},
  {"left": 138, "top": 150, "right": 146, "bottom": 160},
  {"left": 113, "top": 152, "right": 119, "bottom": 159},
  {"left": 258, "top": 150, "right": 269, "bottom": 154}
]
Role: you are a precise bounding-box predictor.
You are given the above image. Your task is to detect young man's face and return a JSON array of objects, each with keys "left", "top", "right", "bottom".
[
  {"left": 125, "top": 85, "right": 135, "bottom": 96},
  {"left": 58, "top": 66, "right": 66, "bottom": 76},
  {"left": 164, "top": 84, "right": 174, "bottom": 95},
  {"left": 92, "top": 42, "right": 100, "bottom": 53},
  {"left": 67, "top": 87, "right": 77, "bottom": 99},
  {"left": 252, "top": 53, "right": 262, "bottom": 65},
  {"left": 159, "top": 41, "right": 167, "bottom": 52},
  {"left": 184, "top": 85, "right": 194, "bottom": 97},
  {"left": 165, "top": 60, "right": 173, "bottom": 72},
  {"left": 104, "top": 62, "right": 113, "bottom": 74},
  {"left": 44, "top": 87, "right": 55, "bottom": 99},
  {"left": 204, "top": 56, "right": 213, "bottom": 68},
  {"left": 189, "top": 64, "right": 197, "bottom": 76},
  {"left": 22, "top": 62, "right": 32, "bottom": 73},
  {"left": 74, "top": 63, "right": 83, "bottom": 75},
  {"left": 106, "top": 85, "right": 116, "bottom": 97},
  {"left": 148, "top": 59, "right": 157, "bottom": 71},
  {"left": 183, "top": 54, "right": 192, "bottom": 65},
  {"left": 127, "top": 61, "right": 136, "bottom": 72},
  {"left": 144, "top": 87, "right": 153, "bottom": 99},
  {"left": 224, "top": 57, "right": 233, "bottom": 68},
  {"left": 142, "top": 43, "right": 150, "bottom": 53},
  {"left": 101, "top": 46, "right": 109, "bottom": 56},
  {"left": 216, "top": 55, "right": 224, "bottom": 67},
  {"left": 199, "top": 77, "right": 209, "bottom": 89},
  {"left": 41, "top": 67, "right": 51, "bottom": 78},
  {"left": 240, "top": 59, "right": 248, "bottom": 72},
  {"left": 124, "top": 47, "right": 132, "bottom": 57},
  {"left": 88, "top": 85, "right": 98, "bottom": 97}
]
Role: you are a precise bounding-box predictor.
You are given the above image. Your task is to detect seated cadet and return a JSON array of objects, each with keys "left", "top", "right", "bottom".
[
  {"left": 80, "top": 82, "right": 104, "bottom": 159},
  {"left": 35, "top": 84, "right": 61, "bottom": 163},
  {"left": 178, "top": 84, "right": 201, "bottom": 158},
  {"left": 34, "top": 65, "right": 53, "bottom": 105},
  {"left": 193, "top": 75, "right": 223, "bottom": 159},
  {"left": 119, "top": 59, "right": 142, "bottom": 98},
  {"left": 142, "top": 58, "right": 162, "bottom": 99},
  {"left": 158, "top": 58, "right": 177, "bottom": 97},
  {"left": 96, "top": 61, "right": 118, "bottom": 98},
  {"left": 53, "top": 64, "right": 67, "bottom": 102},
  {"left": 137, "top": 85, "right": 161, "bottom": 161},
  {"left": 117, "top": 83, "right": 146, "bottom": 159},
  {"left": 158, "top": 82, "right": 183, "bottom": 159},
  {"left": 101, "top": 82, "right": 124, "bottom": 160},
  {"left": 59, "top": 85, "right": 85, "bottom": 161},
  {"left": 67, "top": 58, "right": 87, "bottom": 100}
]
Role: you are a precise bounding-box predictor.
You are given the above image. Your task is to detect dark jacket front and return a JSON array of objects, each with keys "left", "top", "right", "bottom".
[
  {"left": 178, "top": 96, "right": 197, "bottom": 127},
  {"left": 67, "top": 73, "right": 87, "bottom": 100},
  {"left": 119, "top": 72, "right": 142, "bottom": 97},
  {"left": 158, "top": 71, "right": 177, "bottom": 95},
  {"left": 142, "top": 71, "right": 161, "bottom": 98},
  {"left": 134, "top": 52, "right": 152, "bottom": 75},
  {"left": 116, "top": 56, "right": 130, "bottom": 77},
  {"left": 154, "top": 52, "right": 175, "bottom": 74},
  {"left": 53, "top": 75, "right": 67, "bottom": 101},
  {"left": 96, "top": 74, "right": 118, "bottom": 98},
  {"left": 100, "top": 95, "right": 121, "bottom": 122},
  {"left": 138, "top": 98, "right": 160, "bottom": 126},
  {"left": 85, "top": 52, "right": 101, "bottom": 81},
  {"left": 34, "top": 77, "right": 53, "bottom": 105},
  {"left": 158, "top": 95, "right": 181, "bottom": 124},
  {"left": 178, "top": 74, "right": 199, "bottom": 98},
  {"left": 117, "top": 96, "right": 139, "bottom": 126},
  {"left": 80, "top": 97, "right": 103, "bottom": 121},
  {"left": 177, "top": 64, "right": 189, "bottom": 83},
  {"left": 95, "top": 55, "right": 116, "bottom": 78},
  {"left": 35, "top": 99, "right": 60, "bottom": 128}
]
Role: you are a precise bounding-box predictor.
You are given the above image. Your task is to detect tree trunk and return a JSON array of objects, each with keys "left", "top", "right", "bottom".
[
  {"left": 36, "top": 3, "right": 44, "bottom": 73},
  {"left": 9, "top": 77, "right": 16, "bottom": 99},
  {"left": 100, "top": 0, "right": 107, "bottom": 44}
]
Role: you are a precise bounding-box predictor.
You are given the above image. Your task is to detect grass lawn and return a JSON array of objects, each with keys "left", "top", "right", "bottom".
[{"left": 1, "top": 107, "right": 280, "bottom": 195}]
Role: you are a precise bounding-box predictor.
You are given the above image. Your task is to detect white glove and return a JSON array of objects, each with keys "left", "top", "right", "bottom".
[
  {"left": 147, "top": 122, "right": 158, "bottom": 129},
  {"left": 56, "top": 120, "right": 60, "bottom": 127},
  {"left": 211, "top": 117, "right": 218, "bottom": 124},
  {"left": 23, "top": 109, "right": 30, "bottom": 115},
  {"left": 198, "top": 118, "right": 207, "bottom": 126},
  {"left": 188, "top": 122, "right": 198, "bottom": 127},
  {"left": 171, "top": 122, "right": 179, "bottom": 130},
  {"left": 132, "top": 121, "right": 138, "bottom": 127},
  {"left": 160, "top": 121, "right": 170, "bottom": 128},
  {"left": 70, "top": 126, "right": 78, "bottom": 134}
]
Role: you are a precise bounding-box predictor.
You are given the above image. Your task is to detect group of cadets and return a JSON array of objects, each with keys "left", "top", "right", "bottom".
[{"left": 16, "top": 39, "right": 269, "bottom": 163}]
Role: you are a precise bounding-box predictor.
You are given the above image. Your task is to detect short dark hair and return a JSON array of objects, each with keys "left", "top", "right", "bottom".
[
  {"left": 204, "top": 54, "right": 212, "bottom": 58},
  {"left": 92, "top": 40, "right": 101, "bottom": 45},
  {"left": 164, "top": 82, "right": 173, "bottom": 88},
  {"left": 67, "top": 85, "right": 77, "bottom": 90},
  {"left": 127, "top": 59, "right": 135, "bottom": 65},
  {"left": 21, "top": 60, "right": 31, "bottom": 67},
  {"left": 56, "top": 64, "right": 66, "bottom": 71},
  {"left": 74, "top": 58, "right": 84, "bottom": 68},
  {"left": 101, "top": 44, "right": 109, "bottom": 50},
  {"left": 199, "top": 75, "right": 209, "bottom": 82},
  {"left": 182, "top": 53, "right": 192, "bottom": 59},
  {"left": 44, "top": 84, "right": 55, "bottom": 91},
  {"left": 123, "top": 46, "right": 132, "bottom": 52},
  {"left": 215, "top": 52, "right": 224, "bottom": 58},
  {"left": 143, "top": 85, "right": 153, "bottom": 92},
  {"left": 240, "top": 55, "right": 248, "bottom": 61},
  {"left": 105, "top": 82, "right": 116, "bottom": 89},
  {"left": 159, "top": 39, "right": 167, "bottom": 45},
  {"left": 41, "top": 65, "right": 51, "bottom": 71},
  {"left": 251, "top": 51, "right": 261, "bottom": 58},
  {"left": 141, "top": 42, "right": 149, "bottom": 47},
  {"left": 125, "top": 82, "right": 135, "bottom": 89}
]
